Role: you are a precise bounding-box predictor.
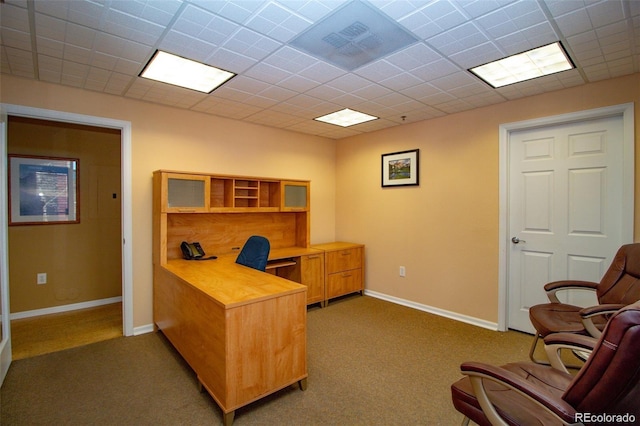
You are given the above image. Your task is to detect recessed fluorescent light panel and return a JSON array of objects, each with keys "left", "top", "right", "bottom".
[
  {"left": 140, "top": 51, "right": 235, "bottom": 93},
  {"left": 315, "top": 108, "right": 379, "bottom": 127},
  {"left": 469, "top": 42, "right": 574, "bottom": 88}
]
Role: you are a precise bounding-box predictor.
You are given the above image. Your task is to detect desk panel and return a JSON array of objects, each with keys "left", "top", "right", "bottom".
[{"left": 154, "top": 258, "right": 307, "bottom": 421}]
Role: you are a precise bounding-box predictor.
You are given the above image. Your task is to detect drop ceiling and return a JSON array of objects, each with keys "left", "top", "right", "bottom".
[{"left": 1, "top": 0, "right": 638, "bottom": 139}]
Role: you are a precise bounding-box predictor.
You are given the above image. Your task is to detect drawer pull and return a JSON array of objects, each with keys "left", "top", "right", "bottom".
[
  {"left": 342, "top": 273, "right": 352, "bottom": 277},
  {"left": 307, "top": 255, "right": 321, "bottom": 259}
]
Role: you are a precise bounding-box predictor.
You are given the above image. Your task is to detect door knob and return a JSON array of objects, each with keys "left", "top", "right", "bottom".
[{"left": 511, "top": 237, "right": 526, "bottom": 244}]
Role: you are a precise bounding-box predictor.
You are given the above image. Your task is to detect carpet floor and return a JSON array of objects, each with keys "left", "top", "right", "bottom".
[{"left": 1, "top": 295, "right": 533, "bottom": 425}]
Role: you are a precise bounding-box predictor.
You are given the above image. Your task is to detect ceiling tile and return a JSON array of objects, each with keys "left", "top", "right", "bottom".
[
  {"left": 110, "top": 0, "right": 181, "bottom": 27},
  {"left": 552, "top": 8, "right": 593, "bottom": 38},
  {"left": 261, "top": 45, "right": 319, "bottom": 73},
  {"left": 384, "top": 42, "right": 442, "bottom": 71},
  {"left": 2, "top": 26, "right": 32, "bottom": 52},
  {"left": 1, "top": 0, "right": 636, "bottom": 139},
  {"left": 354, "top": 59, "right": 404, "bottom": 82},
  {"left": 1, "top": 3, "right": 30, "bottom": 33},
  {"left": 586, "top": 1, "right": 626, "bottom": 28},
  {"left": 192, "top": 96, "right": 264, "bottom": 119},
  {"left": 190, "top": 0, "right": 268, "bottom": 25},
  {"left": 2, "top": 45, "right": 35, "bottom": 78},
  {"left": 427, "top": 22, "right": 489, "bottom": 56},
  {"left": 452, "top": 0, "right": 518, "bottom": 19},
  {"left": 324, "top": 73, "right": 373, "bottom": 92},
  {"left": 159, "top": 30, "right": 218, "bottom": 62},
  {"left": 400, "top": 1, "right": 468, "bottom": 39},
  {"left": 278, "top": 0, "right": 338, "bottom": 21},
  {"left": 244, "top": 61, "right": 296, "bottom": 84},
  {"left": 296, "top": 60, "right": 345, "bottom": 84},
  {"left": 103, "top": 7, "right": 165, "bottom": 46},
  {"left": 378, "top": 71, "right": 424, "bottom": 91},
  {"left": 411, "top": 58, "right": 463, "bottom": 81},
  {"left": 225, "top": 27, "right": 282, "bottom": 55},
  {"left": 245, "top": 2, "right": 312, "bottom": 42},
  {"left": 173, "top": 5, "right": 239, "bottom": 44}
]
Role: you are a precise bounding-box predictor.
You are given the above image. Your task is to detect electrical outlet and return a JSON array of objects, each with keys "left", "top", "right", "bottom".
[
  {"left": 399, "top": 266, "right": 406, "bottom": 277},
  {"left": 37, "top": 273, "right": 47, "bottom": 285}
]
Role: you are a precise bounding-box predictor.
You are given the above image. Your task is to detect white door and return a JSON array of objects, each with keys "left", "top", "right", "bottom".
[
  {"left": 508, "top": 114, "right": 627, "bottom": 334},
  {"left": 0, "top": 107, "right": 12, "bottom": 384}
]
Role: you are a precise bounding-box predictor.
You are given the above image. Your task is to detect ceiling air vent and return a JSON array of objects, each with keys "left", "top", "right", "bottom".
[{"left": 291, "top": 0, "right": 418, "bottom": 71}]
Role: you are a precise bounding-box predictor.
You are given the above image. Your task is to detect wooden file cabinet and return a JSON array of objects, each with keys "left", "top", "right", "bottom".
[{"left": 312, "top": 242, "right": 364, "bottom": 304}]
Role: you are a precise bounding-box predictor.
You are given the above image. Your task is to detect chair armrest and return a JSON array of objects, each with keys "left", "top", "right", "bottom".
[
  {"left": 580, "top": 303, "right": 624, "bottom": 317},
  {"left": 543, "top": 333, "right": 597, "bottom": 373},
  {"left": 544, "top": 333, "right": 597, "bottom": 350},
  {"left": 579, "top": 304, "right": 624, "bottom": 338},
  {"left": 543, "top": 280, "right": 598, "bottom": 303},
  {"left": 460, "top": 362, "right": 577, "bottom": 425}
]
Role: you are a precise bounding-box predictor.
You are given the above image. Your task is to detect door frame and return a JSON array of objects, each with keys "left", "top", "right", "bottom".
[
  {"left": 0, "top": 111, "right": 10, "bottom": 383},
  {"left": 0, "top": 103, "right": 134, "bottom": 340},
  {"left": 497, "top": 103, "right": 635, "bottom": 331}
]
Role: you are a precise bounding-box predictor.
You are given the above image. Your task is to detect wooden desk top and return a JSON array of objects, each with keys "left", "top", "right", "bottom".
[
  {"left": 162, "top": 255, "right": 306, "bottom": 309},
  {"left": 310, "top": 241, "right": 364, "bottom": 251}
]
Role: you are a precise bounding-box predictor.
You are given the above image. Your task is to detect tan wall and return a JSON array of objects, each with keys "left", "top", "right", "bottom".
[
  {"left": 336, "top": 73, "right": 640, "bottom": 323},
  {"left": 1, "top": 75, "right": 337, "bottom": 328},
  {"left": 7, "top": 117, "right": 122, "bottom": 312},
  {"left": 2, "top": 73, "right": 638, "bottom": 329}
]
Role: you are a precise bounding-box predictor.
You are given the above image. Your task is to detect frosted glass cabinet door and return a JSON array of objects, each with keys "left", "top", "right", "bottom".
[
  {"left": 162, "top": 173, "right": 210, "bottom": 212},
  {"left": 281, "top": 181, "right": 309, "bottom": 211}
]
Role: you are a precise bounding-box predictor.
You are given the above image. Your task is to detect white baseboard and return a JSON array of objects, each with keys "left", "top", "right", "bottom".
[
  {"left": 10, "top": 296, "right": 123, "bottom": 320},
  {"left": 133, "top": 324, "right": 155, "bottom": 336},
  {"left": 118, "top": 291, "right": 501, "bottom": 338},
  {"left": 364, "top": 290, "right": 499, "bottom": 331}
]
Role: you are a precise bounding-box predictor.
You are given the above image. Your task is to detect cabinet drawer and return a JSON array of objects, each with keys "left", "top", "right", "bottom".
[
  {"left": 326, "top": 248, "right": 362, "bottom": 274},
  {"left": 327, "top": 269, "right": 362, "bottom": 299}
]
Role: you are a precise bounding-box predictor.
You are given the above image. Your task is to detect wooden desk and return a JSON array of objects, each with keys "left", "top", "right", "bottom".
[{"left": 154, "top": 256, "right": 307, "bottom": 426}]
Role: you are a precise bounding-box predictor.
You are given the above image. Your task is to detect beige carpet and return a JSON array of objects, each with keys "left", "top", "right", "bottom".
[{"left": 1, "top": 295, "right": 533, "bottom": 425}]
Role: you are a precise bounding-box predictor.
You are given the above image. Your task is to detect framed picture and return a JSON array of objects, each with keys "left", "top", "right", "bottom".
[
  {"left": 381, "top": 149, "right": 419, "bottom": 187},
  {"left": 8, "top": 155, "right": 79, "bottom": 225}
]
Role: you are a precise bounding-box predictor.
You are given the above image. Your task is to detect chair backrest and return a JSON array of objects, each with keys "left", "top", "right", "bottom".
[
  {"left": 562, "top": 300, "right": 640, "bottom": 417},
  {"left": 596, "top": 243, "right": 640, "bottom": 305},
  {"left": 236, "top": 235, "right": 270, "bottom": 271}
]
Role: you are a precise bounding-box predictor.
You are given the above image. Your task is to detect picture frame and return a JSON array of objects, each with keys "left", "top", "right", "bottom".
[
  {"left": 381, "top": 149, "right": 419, "bottom": 187},
  {"left": 8, "top": 155, "right": 79, "bottom": 225}
]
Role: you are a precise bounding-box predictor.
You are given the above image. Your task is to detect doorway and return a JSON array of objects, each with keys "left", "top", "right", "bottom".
[
  {"left": 0, "top": 104, "right": 133, "bottom": 384},
  {"left": 498, "top": 103, "right": 635, "bottom": 332},
  {"left": 7, "top": 116, "right": 122, "bottom": 357}
]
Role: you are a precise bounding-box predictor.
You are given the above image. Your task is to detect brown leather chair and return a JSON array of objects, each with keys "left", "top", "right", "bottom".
[
  {"left": 451, "top": 300, "right": 640, "bottom": 425},
  {"left": 528, "top": 243, "right": 640, "bottom": 363}
]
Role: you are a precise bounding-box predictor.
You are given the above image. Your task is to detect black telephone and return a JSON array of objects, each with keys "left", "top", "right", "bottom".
[{"left": 180, "top": 241, "right": 217, "bottom": 261}]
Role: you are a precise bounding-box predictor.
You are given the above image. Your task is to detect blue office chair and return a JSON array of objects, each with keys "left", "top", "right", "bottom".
[{"left": 236, "top": 235, "right": 270, "bottom": 272}]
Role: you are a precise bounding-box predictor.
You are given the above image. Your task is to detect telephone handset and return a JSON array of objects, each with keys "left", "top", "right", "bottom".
[{"left": 180, "top": 241, "right": 217, "bottom": 261}]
